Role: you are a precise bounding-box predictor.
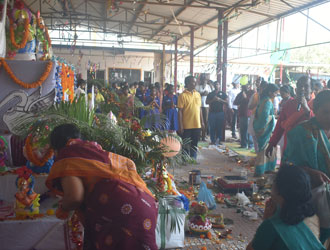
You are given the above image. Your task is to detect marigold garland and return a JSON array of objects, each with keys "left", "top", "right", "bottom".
[
  {"left": 60, "top": 64, "right": 75, "bottom": 102},
  {"left": 0, "top": 58, "right": 53, "bottom": 88},
  {"left": 25, "top": 135, "right": 54, "bottom": 167},
  {"left": 9, "top": 18, "right": 30, "bottom": 49}
]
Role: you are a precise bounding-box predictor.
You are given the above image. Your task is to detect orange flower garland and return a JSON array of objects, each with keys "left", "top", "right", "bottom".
[
  {"left": 0, "top": 58, "right": 53, "bottom": 88},
  {"left": 25, "top": 135, "right": 54, "bottom": 167},
  {"left": 68, "top": 68, "right": 74, "bottom": 102},
  {"left": 61, "top": 64, "right": 67, "bottom": 101},
  {"left": 9, "top": 18, "right": 30, "bottom": 49},
  {"left": 60, "top": 64, "right": 75, "bottom": 102}
]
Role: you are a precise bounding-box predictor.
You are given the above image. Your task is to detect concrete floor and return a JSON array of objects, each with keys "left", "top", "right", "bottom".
[{"left": 170, "top": 133, "right": 267, "bottom": 250}]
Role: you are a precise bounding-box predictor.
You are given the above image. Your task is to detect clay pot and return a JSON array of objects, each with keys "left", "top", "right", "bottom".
[{"left": 160, "top": 136, "right": 181, "bottom": 158}]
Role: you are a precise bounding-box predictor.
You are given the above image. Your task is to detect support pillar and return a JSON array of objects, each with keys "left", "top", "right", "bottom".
[
  {"left": 190, "top": 26, "right": 194, "bottom": 75},
  {"left": 217, "top": 10, "right": 223, "bottom": 85},
  {"left": 174, "top": 39, "right": 178, "bottom": 93},
  {"left": 160, "top": 44, "right": 165, "bottom": 112},
  {"left": 222, "top": 20, "right": 228, "bottom": 92}
]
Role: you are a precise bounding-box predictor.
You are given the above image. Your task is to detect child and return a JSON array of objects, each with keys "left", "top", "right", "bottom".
[
  {"left": 143, "top": 86, "right": 160, "bottom": 130},
  {"left": 162, "top": 85, "right": 178, "bottom": 132}
]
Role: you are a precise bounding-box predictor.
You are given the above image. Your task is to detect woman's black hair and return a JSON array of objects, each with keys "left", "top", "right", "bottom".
[
  {"left": 296, "top": 76, "right": 311, "bottom": 88},
  {"left": 313, "top": 90, "right": 330, "bottom": 113},
  {"left": 121, "top": 85, "right": 129, "bottom": 92},
  {"left": 275, "top": 164, "right": 315, "bottom": 225},
  {"left": 312, "top": 80, "right": 323, "bottom": 91},
  {"left": 260, "top": 80, "right": 268, "bottom": 89},
  {"left": 260, "top": 83, "right": 279, "bottom": 99},
  {"left": 50, "top": 124, "right": 81, "bottom": 151},
  {"left": 77, "top": 79, "right": 86, "bottom": 88},
  {"left": 280, "top": 85, "right": 290, "bottom": 94}
]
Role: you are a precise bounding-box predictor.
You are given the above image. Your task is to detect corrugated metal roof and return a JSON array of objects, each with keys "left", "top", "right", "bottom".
[{"left": 24, "top": 0, "right": 329, "bottom": 50}]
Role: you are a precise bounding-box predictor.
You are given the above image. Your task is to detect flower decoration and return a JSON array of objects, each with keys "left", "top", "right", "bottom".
[
  {"left": 9, "top": 18, "right": 30, "bottom": 49},
  {"left": 131, "top": 120, "right": 141, "bottom": 132},
  {"left": 15, "top": 166, "right": 33, "bottom": 180},
  {"left": 0, "top": 58, "right": 53, "bottom": 89},
  {"left": 0, "top": 136, "right": 8, "bottom": 170},
  {"left": 68, "top": 213, "right": 83, "bottom": 250},
  {"left": 24, "top": 134, "right": 54, "bottom": 167}
]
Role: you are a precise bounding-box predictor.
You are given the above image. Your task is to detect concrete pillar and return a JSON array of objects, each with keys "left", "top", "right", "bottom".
[
  {"left": 217, "top": 9, "right": 223, "bottom": 85},
  {"left": 222, "top": 20, "right": 228, "bottom": 92},
  {"left": 190, "top": 26, "right": 194, "bottom": 75},
  {"left": 174, "top": 39, "right": 178, "bottom": 93}
]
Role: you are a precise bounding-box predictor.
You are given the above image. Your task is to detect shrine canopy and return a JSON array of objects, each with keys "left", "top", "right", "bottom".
[{"left": 25, "top": 0, "right": 328, "bottom": 50}]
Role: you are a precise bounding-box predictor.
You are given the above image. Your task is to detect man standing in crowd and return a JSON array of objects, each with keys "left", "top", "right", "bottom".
[
  {"left": 75, "top": 79, "right": 87, "bottom": 98},
  {"left": 206, "top": 81, "right": 228, "bottom": 145},
  {"left": 234, "top": 83, "right": 255, "bottom": 149},
  {"left": 227, "top": 82, "right": 240, "bottom": 139},
  {"left": 178, "top": 76, "right": 204, "bottom": 160},
  {"left": 196, "top": 76, "right": 212, "bottom": 141}
]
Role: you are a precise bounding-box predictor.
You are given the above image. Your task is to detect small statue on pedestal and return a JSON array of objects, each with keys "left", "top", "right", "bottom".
[
  {"left": 14, "top": 166, "right": 40, "bottom": 216},
  {"left": 0, "top": 136, "right": 8, "bottom": 172}
]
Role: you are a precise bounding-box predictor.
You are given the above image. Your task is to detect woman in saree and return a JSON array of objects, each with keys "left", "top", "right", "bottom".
[
  {"left": 253, "top": 84, "right": 279, "bottom": 176},
  {"left": 46, "top": 124, "right": 158, "bottom": 250},
  {"left": 247, "top": 164, "right": 326, "bottom": 250},
  {"left": 248, "top": 80, "right": 268, "bottom": 152},
  {"left": 266, "top": 76, "right": 314, "bottom": 157},
  {"left": 283, "top": 90, "right": 330, "bottom": 245}
]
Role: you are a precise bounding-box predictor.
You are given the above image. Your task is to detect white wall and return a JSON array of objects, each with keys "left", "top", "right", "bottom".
[{"left": 52, "top": 47, "right": 156, "bottom": 84}]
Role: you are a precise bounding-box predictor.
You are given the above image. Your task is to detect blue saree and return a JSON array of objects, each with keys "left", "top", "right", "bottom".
[
  {"left": 283, "top": 117, "right": 330, "bottom": 177},
  {"left": 253, "top": 97, "right": 277, "bottom": 175},
  {"left": 283, "top": 117, "right": 330, "bottom": 244},
  {"left": 253, "top": 209, "right": 325, "bottom": 250}
]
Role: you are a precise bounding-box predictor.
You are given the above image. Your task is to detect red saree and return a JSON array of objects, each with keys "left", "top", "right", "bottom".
[{"left": 46, "top": 139, "right": 158, "bottom": 250}]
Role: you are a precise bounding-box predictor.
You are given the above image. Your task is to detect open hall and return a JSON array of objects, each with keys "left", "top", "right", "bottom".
[{"left": 0, "top": 0, "right": 330, "bottom": 249}]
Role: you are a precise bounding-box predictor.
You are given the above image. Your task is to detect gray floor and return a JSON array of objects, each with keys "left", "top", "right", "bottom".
[{"left": 170, "top": 133, "right": 268, "bottom": 250}]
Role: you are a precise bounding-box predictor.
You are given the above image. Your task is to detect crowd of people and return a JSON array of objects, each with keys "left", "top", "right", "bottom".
[
  {"left": 75, "top": 76, "right": 330, "bottom": 167},
  {"left": 69, "top": 75, "right": 330, "bottom": 249}
]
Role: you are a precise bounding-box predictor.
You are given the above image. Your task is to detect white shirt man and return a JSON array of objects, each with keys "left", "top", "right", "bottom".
[
  {"left": 227, "top": 82, "right": 241, "bottom": 138},
  {"left": 196, "top": 83, "right": 212, "bottom": 108},
  {"left": 196, "top": 81, "right": 212, "bottom": 141}
]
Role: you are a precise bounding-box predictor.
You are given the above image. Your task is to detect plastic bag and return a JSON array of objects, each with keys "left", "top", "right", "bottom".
[
  {"left": 236, "top": 191, "right": 250, "bottom": 206},
  {"left": 197, "top": 182, "right": 216, "bottom": 210},
  {"left": 311, "top": 182, "right": 330, "bottom": 228},
  {"left": 156, "top": 196, "right": 186, "bottom": 249}
]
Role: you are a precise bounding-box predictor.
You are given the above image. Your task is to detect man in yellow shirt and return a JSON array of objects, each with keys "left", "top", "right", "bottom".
[{"left": 178, "top": 76, "right": 204, "bottom": 160}]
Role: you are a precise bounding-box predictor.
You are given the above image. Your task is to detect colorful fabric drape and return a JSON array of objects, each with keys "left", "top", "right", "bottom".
[
  {"left": 46, "top": 139, "right": 157, "bottom": 250},
  {"left": 253, "top": 97, "right": 277, "bottom": 175}
]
